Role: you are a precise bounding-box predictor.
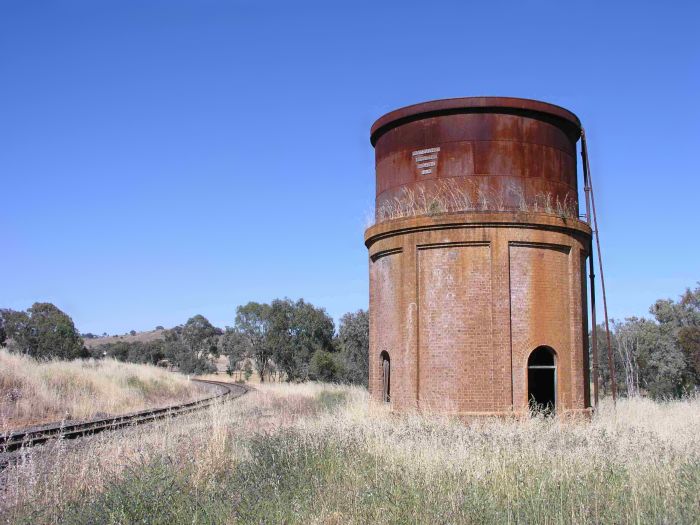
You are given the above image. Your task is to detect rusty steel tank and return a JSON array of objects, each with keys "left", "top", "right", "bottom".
[{"left": 365, "top": 97, "right": 592, "bottom": 416}]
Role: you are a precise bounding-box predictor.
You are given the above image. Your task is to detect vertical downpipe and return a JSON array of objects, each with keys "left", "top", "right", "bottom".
[
  {"left": 581, "top": 129, "right": 599, "bottom": 410},
  {"left": 581, "top": 130, "right": 618, "bottom": 404}
]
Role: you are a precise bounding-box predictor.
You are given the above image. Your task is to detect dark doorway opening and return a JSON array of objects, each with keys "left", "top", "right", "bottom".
[
  {"left": 380, "top": 351, "right": 390, "bottom": 403},
  {"left": 528, "top": 346, "right": 556, "bottom": 414}
]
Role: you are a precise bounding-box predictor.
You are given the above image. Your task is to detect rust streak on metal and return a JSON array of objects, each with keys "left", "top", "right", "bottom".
[{"left": 370, "top": 97, "right": 582, "bottom": 225}]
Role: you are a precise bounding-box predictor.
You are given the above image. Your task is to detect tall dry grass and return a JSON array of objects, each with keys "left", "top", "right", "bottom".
[
  {"left": 0, "top": 349, "right": 206, "bottom": 430},
  {"left": 375, "top": 179, "right": 579, "bottom": 223},
  {"left": 1, "top": 382, "right": 698, "bottom": 524}
]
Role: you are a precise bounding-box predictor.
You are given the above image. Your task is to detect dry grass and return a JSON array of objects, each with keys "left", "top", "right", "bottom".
[
  {"left": 375, "top": 179, "right": 579, "bottom": 223},
  {"left": 83, "top": 329, "right": 165, "bottom": 349},
  {"left": 1, "top": 382, "right": 698, "bottom": 524},
  {"left": 0, "top": 349, "right": 207, "bottom": 430},
  {"left": 196, "top": 368, "right": 286, "bottom": 384}
]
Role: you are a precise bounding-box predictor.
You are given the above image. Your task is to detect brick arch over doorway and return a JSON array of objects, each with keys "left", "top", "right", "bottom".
[
  {"left": 527, "top": 346, "right": 557, "bottom": 413},
  {"left": 380, "top": 351, "right": 390, "bottom": 403}
]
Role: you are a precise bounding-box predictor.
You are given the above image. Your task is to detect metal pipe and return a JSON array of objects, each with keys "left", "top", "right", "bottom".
[
  {"left": 581, "top": 130, "right": 599, "bottom": 409},
  {"left": 581, "top": 130, "right": 618, "bottom": 403}
]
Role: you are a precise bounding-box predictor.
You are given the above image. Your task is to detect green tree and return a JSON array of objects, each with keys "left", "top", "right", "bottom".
[
  {"left": 618, "top": 318, "right": 682, "bottom": 397},
  {"left": 266, "top": 299, "right": 295, "bottom": 378},
  {"left": 222, "top": 328, "right": 247, "bottom": 372},
  {"left": 597, "top": 317, "right": 685, "bottom": 399},
  {"left": 105, "top": 341, "right": 132, "bottom": 361},
  {"left": 181, "top": 315, "right": 220, "bottom": 358},
  {"left": 159, "top": 316, "right": 221, "bottom": 374},
  {"left": 1, "top": 309, "right": 32, "bottom": 354},
  {"left": 678, "top": 325, "right": 700, "bottom": 380},
  {"left": 268, "top": 298, "right": 335, "bottom": 381},
  {"left": 229, "top": 302, "right": 273, "bottom": 382},
  {"left": 163, "top": 339, "right": 216, "bottom": 374},
  {"left": 1, "top": 303, "right": 86, "bottom": 360},
  {"left": 243, "top": 360, "right": 253, "bottom": 380},
  {"left": 0, "top": 312, "right": 8, "bottom": 346},
  {"left": 93, "top": 339, "right": 166, "bottom": 366},
  {"left": 594, "top": 284, "right": 700, "bottom": 399},
  {"left": 337, "top": 309, "right": 369, "bottom": 386},
  {"left": 649, "top": 284, "right": 700, "bottom": 395},
  {"left": 309, "top": 349, "right": 340, "bottom": 382}
]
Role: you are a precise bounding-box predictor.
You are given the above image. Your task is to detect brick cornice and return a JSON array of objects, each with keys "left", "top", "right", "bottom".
[{"left": 365, "top": 211, "right": 592, "bottom": 249}]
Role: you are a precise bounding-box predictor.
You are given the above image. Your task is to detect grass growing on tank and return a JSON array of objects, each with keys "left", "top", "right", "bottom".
[{"left": 374, "top": 179, "right": 579, "bottom": 223}]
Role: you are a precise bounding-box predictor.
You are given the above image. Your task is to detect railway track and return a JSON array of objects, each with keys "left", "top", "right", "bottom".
[{"left": 0, "top": 379, "right": 249, "bottom": 454}]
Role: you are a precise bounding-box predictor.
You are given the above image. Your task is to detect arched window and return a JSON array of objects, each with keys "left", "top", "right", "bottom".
[
  {"left": 380, "top": 351, "right": 390, "bottom": 403},
  {"left": 527, "top": 346, "right": 556, "bottom": 414}
]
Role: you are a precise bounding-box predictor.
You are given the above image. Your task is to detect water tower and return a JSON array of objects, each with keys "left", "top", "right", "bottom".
[{"left": 365, "top": 97, "right": 592, "bottom": 416}]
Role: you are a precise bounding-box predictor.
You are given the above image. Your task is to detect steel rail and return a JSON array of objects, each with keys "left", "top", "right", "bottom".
[{"left": 0, "top": 379, "right": 250, "bottom": 453}]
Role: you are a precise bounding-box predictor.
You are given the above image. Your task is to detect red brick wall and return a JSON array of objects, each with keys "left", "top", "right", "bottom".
[
  {"left": 417, "top": 244, "right": 493, "bottom": 412},
  {"left": 509, "top": 244, "right": 571, "bottom": 410},
  {"left": 366, "top": 213, "right": 592, "bottom": 416},
  {"left": 369, "top": 251, "right": 406, "bottom": 408}
]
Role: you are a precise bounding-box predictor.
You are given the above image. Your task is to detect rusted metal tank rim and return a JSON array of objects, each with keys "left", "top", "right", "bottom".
[
  {"left": 370, "top": 97, "right": 582, "bottom": 146},
  {"left": 364, "top": 211, "right": 592, "bottom": 248}
]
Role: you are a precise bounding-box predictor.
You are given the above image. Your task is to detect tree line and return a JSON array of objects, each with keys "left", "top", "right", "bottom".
[
  {"left": 3, "top": 284, "right": 697, "bottom": 397},
  {"left": 0, "top": 300, "right": 369, "bottom": 385},
  {"left": 222, "top": 299, "right": 368, "bottom": 383},
  {"left": 595, "top": 284, "right": 699, "bottom": 399}
]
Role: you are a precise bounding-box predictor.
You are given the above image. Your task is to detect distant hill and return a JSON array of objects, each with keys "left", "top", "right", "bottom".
[
  {"left": 83, "top": 328, "right": 230, "bottom": 375},
  {"left": 83, "top": 329, "right": 167, "bottom": 349}
]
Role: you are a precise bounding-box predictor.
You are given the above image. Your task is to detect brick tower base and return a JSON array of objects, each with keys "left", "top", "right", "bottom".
[{"left": 365, "top": 211, "right": 592, "bottom": 416}]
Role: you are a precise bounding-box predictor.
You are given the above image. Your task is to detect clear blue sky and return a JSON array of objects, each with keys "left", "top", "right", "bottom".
[{"left": 1, "top": 1, "right": 698, "bottom": 335}]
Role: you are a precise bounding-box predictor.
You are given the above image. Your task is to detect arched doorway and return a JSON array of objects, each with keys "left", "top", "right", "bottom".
[
  {"left": 527, "top": 346, "right": 556, "bottom": 413},
  {"left": 380, "top": 351, "right": 390, "bottom": 403}
]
